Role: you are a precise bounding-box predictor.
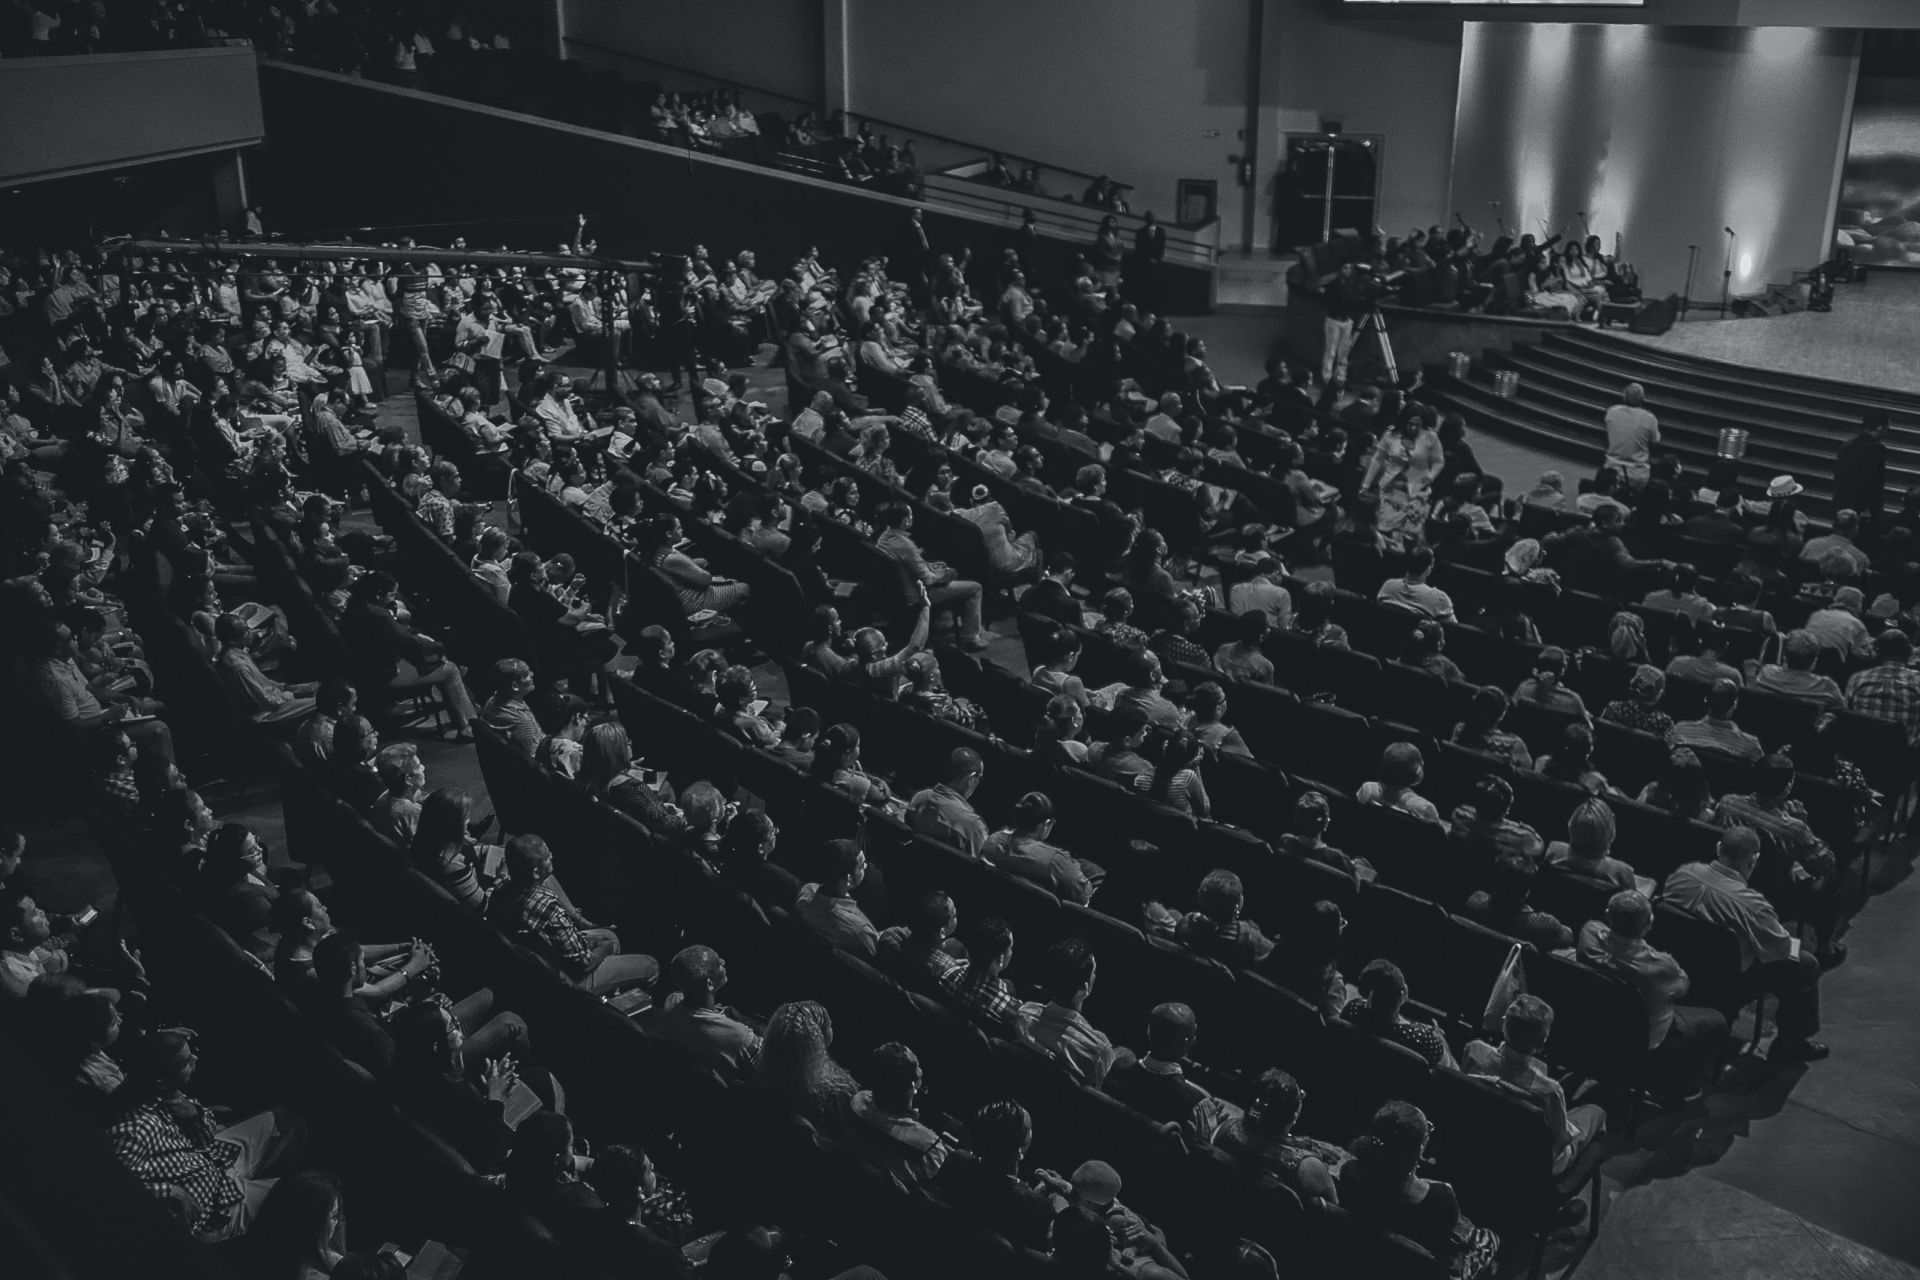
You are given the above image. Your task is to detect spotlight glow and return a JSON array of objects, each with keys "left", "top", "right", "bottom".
[{"left": 1751, "top": 28, "right": 1817, "bottom": 59}]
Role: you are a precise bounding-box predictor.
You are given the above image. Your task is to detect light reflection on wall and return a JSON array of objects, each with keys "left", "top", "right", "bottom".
[{"left": 1450, "top": 23, "right": 1853, "bottom": 300}]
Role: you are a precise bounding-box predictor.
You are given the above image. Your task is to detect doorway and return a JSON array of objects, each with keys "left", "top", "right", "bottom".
[{"left": 1272, "top": 133, "right": 1383, "bottom": 255}]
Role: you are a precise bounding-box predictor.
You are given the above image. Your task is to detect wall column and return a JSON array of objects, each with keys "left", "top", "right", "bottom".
[
  {"left": 1240, "top": 0, "right": 1265, "bottom": 253},
  {"left": 823, "top": 0, "right": 849, "bottom": 114}
]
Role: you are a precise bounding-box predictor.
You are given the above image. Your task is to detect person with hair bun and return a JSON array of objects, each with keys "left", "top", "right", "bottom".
[{"left": 1340, "top": 1101, "right": 1499, "bottom": 1278}]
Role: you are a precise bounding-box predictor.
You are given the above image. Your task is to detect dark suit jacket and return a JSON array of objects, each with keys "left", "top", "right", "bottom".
[{"left": 1020, "top": 579, "right": 1082, "bottom": 629}]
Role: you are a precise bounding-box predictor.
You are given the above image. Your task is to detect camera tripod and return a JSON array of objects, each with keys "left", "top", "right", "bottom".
[{"left": 1350, "top": 304, "right": 1399, "bottom": 384}]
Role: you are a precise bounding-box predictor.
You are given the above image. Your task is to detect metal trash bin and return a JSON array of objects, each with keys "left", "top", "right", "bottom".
[
  {"left": 1446, "top": 350, "right": 1471, "bottom": 380},
  {"left": 1717, "top": 428, "right": 1749, "bottom": 460},
  {"left": 1494, "top": 370, "right": 1519, "bottom": 399}
]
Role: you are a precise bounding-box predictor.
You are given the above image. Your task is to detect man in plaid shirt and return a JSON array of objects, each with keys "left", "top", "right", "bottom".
[
  {"left": 414, "top": 461, "right": 463, "bottom": 539},
  {"left": 106, "top": 1029, "right": 306, "bottom": 1239},
  {"left": 485, "top": 835, "right": 657, "bottom": 993},
  {"left": 1846, "top": 630, "right": 1920, "bottom": 744},
  {"left": 940, "top": 916, "right": 1021, "bottom": 1029}
]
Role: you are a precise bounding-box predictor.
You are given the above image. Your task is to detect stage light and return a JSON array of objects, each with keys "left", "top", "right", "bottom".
[{"left": 1739, "top": 251, "right": 1754, "bottom": 281}]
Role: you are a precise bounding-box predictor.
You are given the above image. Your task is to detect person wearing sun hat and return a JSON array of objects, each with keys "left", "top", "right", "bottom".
[{"left": 1766, "top": 475, "right": 1804, "bottom": 502}]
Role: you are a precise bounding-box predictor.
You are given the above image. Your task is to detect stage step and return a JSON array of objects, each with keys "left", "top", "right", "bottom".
[{"left": 1551, "top": 328, "right": 1920, "bottom": 415}]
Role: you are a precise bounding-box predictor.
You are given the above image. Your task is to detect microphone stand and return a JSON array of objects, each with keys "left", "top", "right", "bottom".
[
  {"left": 1683, "top": 244, "right": 1698, "bottom": 318},
  {"left": 1720, "top": 228, "right": 1736, "bottom": 319}
]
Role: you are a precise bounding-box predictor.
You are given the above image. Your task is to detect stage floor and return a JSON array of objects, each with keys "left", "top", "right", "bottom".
[{"left": 1620, "top": 269, "right": 1920, "bottom": 395}]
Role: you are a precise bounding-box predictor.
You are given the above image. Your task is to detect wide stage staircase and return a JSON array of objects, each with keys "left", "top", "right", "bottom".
[{"left": 1426, "top": 328, "right": 1920, "bottom": 517}]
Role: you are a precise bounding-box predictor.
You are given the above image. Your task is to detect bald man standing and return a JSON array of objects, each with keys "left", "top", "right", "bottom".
[{"left": 1604, "top": 382, "right": 1660, "bottom": 486}]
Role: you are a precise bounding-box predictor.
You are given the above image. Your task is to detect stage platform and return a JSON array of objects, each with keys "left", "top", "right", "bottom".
[{"left": 1621, "top": 269, "right": 1920, "bottom": 397}]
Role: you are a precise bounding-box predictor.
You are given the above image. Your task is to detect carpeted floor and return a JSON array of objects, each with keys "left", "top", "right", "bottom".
[{"left": 1620, "top": 270, "right": 1920, "bottom": 396}]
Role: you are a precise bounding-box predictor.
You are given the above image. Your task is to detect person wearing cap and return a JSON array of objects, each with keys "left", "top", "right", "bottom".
[
  {"left": 1603, "top": 382, "right": 1660, "bottom": 486},
  {"left": 1846, "top": 628, "right": 1920, "bottom": 742},
  {"left": 1664, "top": 828, "right": 1827, "bottom": 1062},
  {"left": 907, "top": 748, "right": 990, "bottom": 857},
  {"left": 1804, "top": 586, "right": 1874, "bottom": 662},
  {"left": 1748, "top": 630, "right": 1846, "bottom": 708},
  {"left": 1576, "top": 890, "right": 1728, "bottom": 1091},
  {"left": 1053, "top": 1158, "right": 1188, "bottom": 1280},
  {"left": 1802, "top": 510, "right": 1871, "bottom": 574},
  {"left": 1666, "top": 679, "right": 1763, "bottom": 763}
]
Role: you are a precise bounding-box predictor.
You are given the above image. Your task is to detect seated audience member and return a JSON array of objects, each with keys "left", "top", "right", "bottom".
[
  {"left": 1275, "top": 790, "right": 1364, "bottom": 874},
  {"left": 480, "top": 658, "right": 543, "bottom": 757},
  {"left": 1463, "top": 995, "right": 1606, "bottom": 1172},
  {"left": 385, "top": 1000, "right": 539, "bottom": 1175},
  {"left": 213, "top": 612, "right": 317, "bottom": 723},
  {"left": 1230, "top": 553, "right": 1293, "bottom": 628},
  {"left": 195, "top": 824, "right": 280, "bottom": 961},
  {"left": 1097, "top": 586, "right": 1153, "bottom": 650},
  {"left": 1114, "top": 650, "right": 1190, "bottom": 734},
  {"left": 1749, "top": 630, "right": 1846, "bottom": 708},
  {"left": 311, "top": 930, "right": 417, "bottom": 1075},
  {"left": 1464, "top": 852, "right": 1574, "bottom": 951},
  {"left": 367, "top": 742, "right": 427, "bottom": 844},
  {"left": 1149, "top": 596, "right": 1212, "bottom": 672},
  {"left": 1449, "top": 775, "right": 1544, "bottom": 861},
  {"left": 580, "top": 722, "right": 688, "bottom": 837},
  {"left": 106, "top": 1029, "right": 307, "bottom": 1242},
  {"left": 341, "top": 571, "right": 477, "bottom": 736},
  {"left": 875, "top": 502, "right": 988, "bottom": 649},
  {"left": 235, "top": 1171, "right": 350, "bottom": 1280},
  {"left": 847, "top": 1042, "right": 951, "bottom": 1187},
  {"left": 768, "top": 705, "right": 821, "bottom": 771},
  {"left": 1356, "top": 742, "right": 1442, "bottom": 824},
  {"left": 1342, "top": 959, "right": 1454, "bottom": 1068},
  {"left": 1405, "top": 619, "right": 1465, "bottom": 682},
  {"left": 1017, "top": 936, "right": 1123, "bottom": 1087},
  {"left": 1666, "top": 620, "right": 1743, "bottom": 687},
  {"left": 33, "top": 619, "right": 177, "bottom": 764},
  {"left": 794, "top": 839, "right": 879, "bottom": 957},
  {"left": 1084, "top": 706, "right": 1156, "bottom": 785},
  {"left": 982, "top": 792, "right": 1101, "bottom": 904},
  {"left": 938, "top": 1099, "right": 1069, "bottom": 1252},
  {"left": 1638, "top": 745, "right": 1715, "bottom": 821},
  {"left": 908, "top": 747, "right": 990, "bottom": 856},
  {"left": 1534, "top": 722, "right": 1615, "bottom": 796},
  {"left": 1021, "top": 552, "right": 1085, "bottom": 629},
  {"left": 1512, "top": 646, "right": 1590, "bottom": 721},
  {"left": 1273, "top": 900, "right": 1351, "bottom": 1017},
  {"left": 1667, "top": 678, "right": 1764, "bottom": 763},
  {"left": 1451, "top": 687, "right": 1534, "bottom": 770},
  {"left": 1376, "top": 546, "right": 1455, "bottom": 620},
  {"left": 1577, "top": 890, "right": 1730, "bottom": 1093},
  {"left": 754, "top": 1000, "right": 861, "bottom": 1126},
  {"left": 812, "top": 723, "right": 900, "bottom": 814},
  {"left": 1214, "top": 1068, "right": 1350, "bottom": 1204},
  {"left": 942, "top": 916, "right": 1022, "bottom": 1031},
  {"left": 1846, "top": 629, "right": 1920, "bottom": 741},
  {"left": 648, "top": 945, "right": 762, "bottom": 1079},
  {"left": 1212, "top": 609, "right": 1275, "bottom": 683},
  {"left": 487, "top": 835, "right": 657, "bottom": 994},
  {"left": 1187, "top": 681, "right": 1252, "bottom": 757},
  {"left": 875, "top": 890, "right": 967, "bottom": 992},
  {"left": 1641, "top": 564, "right": 1716, "bottom": 623},
  {"left": 1052, "top": 1160, "right": 1189, "bottom": 1280},
  {"left": 295, "top": 678, "right": 358, "bottom": 768},
  {"left": 1176, "top": 869, "right": 1275, "bottom": 967},
  {"left": 1339, "top": 1102, "right": 1499, "bottom": 1279},
  {"left": 1713, "top": 754, "right": 1841, "bottom": 955},
  {"left": 1663, "top": 829, "right": 1827, "bottom": 1062},
  {"left": 1804, "top": 586, "right": 1873, "bottom": 662},
  {"left": 410, "top": 787, "right": 502, "bottom": 909},
  {"left": 501, "top": 1113, "right": 690, "bottom": 1278},
  {"left": 1601, "top": 664, "right": 1674, "bottom": 737},
  {"left": 1139, "top": 730, "right": 1211, "bottom": 819},
  {"left": 1106, "top": 1002, "right": 1236, "bottom": 1137},
  {"left": 0, "top": 884, "right": 73, "bottom": 999},
  {"left": 1545, "top": 797, "right": 1647, "bottom": 892}
]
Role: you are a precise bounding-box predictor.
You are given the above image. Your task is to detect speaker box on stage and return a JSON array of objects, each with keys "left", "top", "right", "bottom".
[{"left": 1628, "top": 293, "right": 1680, "bottom": 335}]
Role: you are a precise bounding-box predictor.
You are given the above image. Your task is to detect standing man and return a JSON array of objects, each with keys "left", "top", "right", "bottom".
[
  {"left": 1603, "top": 382, "right": 1660, "bottom": 486},
  {"left": 455, "top": 296, "right": 508, "bottom": 410},
  {"left": 1832, "top": 409, "right": 1889, "bottom": 528},
  {"left": 1318, "top": 262, "right": 1362, "bottom": 386}
]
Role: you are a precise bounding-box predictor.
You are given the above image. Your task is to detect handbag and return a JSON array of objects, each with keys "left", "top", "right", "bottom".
[{"left": 1481, "top": 942, "right": 1526, "bottom": 1036}]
